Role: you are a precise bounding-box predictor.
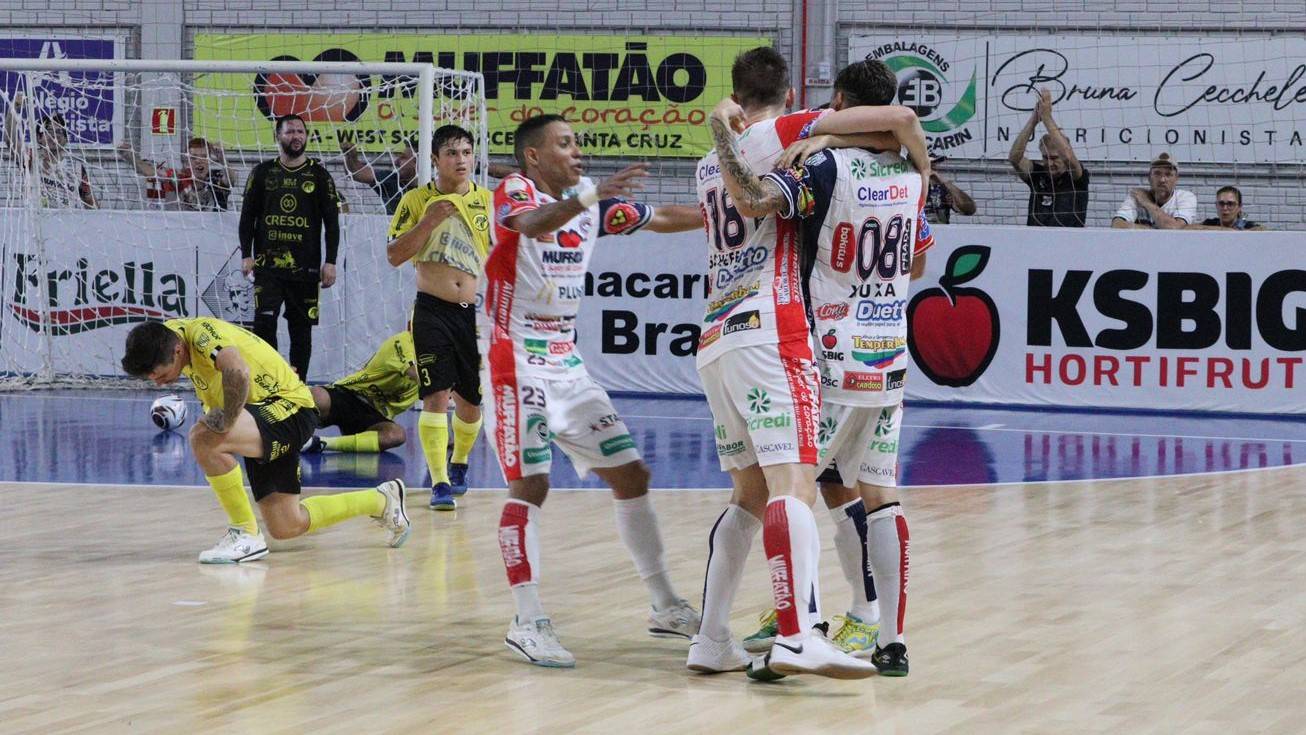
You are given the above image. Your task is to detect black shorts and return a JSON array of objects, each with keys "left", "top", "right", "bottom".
[
  {"left": 817, "top": 463, "right": 844, "bottom": 487},
  {"left": 411, "top": 291, "right": 481, "bottom": 404},
  {"left": 255, "top": 273, "right": 321, "bottom": 326},
  {"left": 243, "top": 397, "right": 319, "bottom": 501},
  {"left": 320, "top": 385, "right": 390, "bottom": 435}
]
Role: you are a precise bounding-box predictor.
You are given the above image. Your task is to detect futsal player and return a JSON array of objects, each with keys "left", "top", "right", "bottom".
[
  {"left": 485, "top": 114, "right": 704, "bottom": 668},
  {"left": 714, "top": 59, "right": 931, "bottom": 677},
  {"left": 121, "top": 318, "right": 411, "bottom": 563},
  {"left": 300, "top": 330, "right": 419, "bottom": 454},
  {"left": 689, "top": 47, "right": 925, "bottom": 679},
  {"left": 239, "top": 113, "right": 341, "bottom": 381},
  {"left": 386, "top": 125, "right": 491, "bottom": 511}
]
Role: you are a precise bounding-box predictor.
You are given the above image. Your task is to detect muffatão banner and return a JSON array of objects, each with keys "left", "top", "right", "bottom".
[{"left": 192, "top": 34, "right": 766, "bottom": 158}]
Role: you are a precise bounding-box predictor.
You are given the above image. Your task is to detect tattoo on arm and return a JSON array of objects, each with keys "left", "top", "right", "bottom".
[
  {"left": 710, "top": 117, "right": 788, "bottom": 216},
  {"left": 211, "top": 366, "right": 249, "bottom": 433}
]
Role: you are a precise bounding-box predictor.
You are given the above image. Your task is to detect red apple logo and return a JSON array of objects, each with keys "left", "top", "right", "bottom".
[
  {"left": 821, "top": 329, "right": 837, "bottom": 349},
  {"left": 907, "top": 245, "right": 999, "bottom": 387}
]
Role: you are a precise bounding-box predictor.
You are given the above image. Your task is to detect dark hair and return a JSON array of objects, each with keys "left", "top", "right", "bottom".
[
  {"left": 834, "top": 60, "right": 898, "bottom": 107},
  {"left": 275, "top": 113, "right": 306, "bottom": 134},
  {"left": 731, "top": 47, "right": 789, "bottom": 109},
  {"left": 1216, "top": 185, "right": 1242, "bottom": 204},
  {"left": 513, "top": 113, "right": 566, "bottom": 168},
  {"left": 433, "top": 124, "right": 473, "bottom": 154},
  {"left": 121, "top": 321, "right": 179, "bottom": 378},
  {"left": 187, "top": 137, "right": 209, "bottom": 150},
  {"left": 36, "top": 112, "right": 67, "bottom": 137}
]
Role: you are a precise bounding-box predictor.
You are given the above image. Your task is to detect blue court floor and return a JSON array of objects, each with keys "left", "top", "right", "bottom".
[
  {"left": 2, "top": 389, "right": 1301, "bottom": 491},
  {"left": 5, "top": 389, "right": 1300, "bottom": 490}
]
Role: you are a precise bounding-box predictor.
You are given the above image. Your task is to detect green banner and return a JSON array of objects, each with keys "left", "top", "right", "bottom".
[{"left": 192, "top": 33, "right": 766, "bottom": 158}]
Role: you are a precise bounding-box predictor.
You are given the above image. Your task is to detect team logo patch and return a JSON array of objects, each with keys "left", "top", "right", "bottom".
[
  {"left": 473, "top": 213, "right": 489, "bottom": 231},
  {"left": 603, "top": 203, "right": 641, "bottom": 234},
  {"left": 508, "top": 190, "right": 531, "bottom": 203},
  {"left": 301, "top": 180, "right": 315, "bottom": 194}
]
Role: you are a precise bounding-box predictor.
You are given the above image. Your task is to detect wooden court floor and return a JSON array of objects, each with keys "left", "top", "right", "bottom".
[{"left": 4, "top": 465, "right": 1306, "bottom": 734}]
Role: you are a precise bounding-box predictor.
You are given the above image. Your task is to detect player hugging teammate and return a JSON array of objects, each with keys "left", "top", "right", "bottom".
[{"left": 691, "top": 48, "right": 932, "bottom": 681}]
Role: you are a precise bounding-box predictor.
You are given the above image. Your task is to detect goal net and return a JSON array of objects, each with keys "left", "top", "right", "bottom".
[{"left": 0, "top": 58, "right": 486, "bottom": 388}]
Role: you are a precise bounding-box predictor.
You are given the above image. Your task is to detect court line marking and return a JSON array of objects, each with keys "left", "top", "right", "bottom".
[{"left": 3, "top": 460, "right": 1303, "bottom": 492}]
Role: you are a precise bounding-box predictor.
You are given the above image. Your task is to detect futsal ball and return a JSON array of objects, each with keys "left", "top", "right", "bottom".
[{"left": 151, "top": 394, "right": 188, "bottom": 432}]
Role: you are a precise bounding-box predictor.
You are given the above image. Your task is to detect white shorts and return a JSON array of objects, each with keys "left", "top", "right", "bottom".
[
  {"left": 483, "top": 364, "right": 640, "bottom": 481},
  {"left": 698, "top": 341, "right": 820, "bottom": 472},
  {"left": 817, "top": 402, "right": 903, "bottom": 488}
]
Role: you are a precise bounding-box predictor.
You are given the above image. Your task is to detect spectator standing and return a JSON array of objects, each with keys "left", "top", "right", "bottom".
[
  {"left": 118, "top": 136, "right": 233, "bottom": 211},
  {"left": 1111, "top": 152, "right": 1196, "bottom": 230},
  {"left": 339, "top": 137, "right": 415, "bottom": 215},
  {"left": 5, "top": 93, "right": 95, "bottom": 208},
  {"left": 239, "top": 113, "right": 341, "bottom": 380},
  {"left": 1194, "top": 186, "right": 1265, "bottom": 231},
  {"left": 1008, "top": 89, "right": 1088, "bottom": 227},
  {"left": 922, "top": 156, "right": 975, "bottom": 224}
]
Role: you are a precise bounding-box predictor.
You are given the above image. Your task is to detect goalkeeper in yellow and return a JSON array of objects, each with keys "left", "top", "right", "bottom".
[
  {"left": 386, "top": 124, "right": 492, "bottom": 511},
  {"left": 121, "top": 317, "right": 412, "bottom": 563},
  {"left": 300, "top": 330, "right": 419, "bottom": 454}
]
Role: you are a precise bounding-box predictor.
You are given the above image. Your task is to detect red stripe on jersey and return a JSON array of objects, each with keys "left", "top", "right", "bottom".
[
  {"left": 896, "top": 513, "right": 911, "bottom": 637},
  {"left": 499, "top": 501, "right": 534, "bottom": 586},
  {"left": 779, "top": 343, "right": 820, "bottom": 465},
  {"left": 485, "top": 212, "right": 524, "bottom": 481},
  {"left": 494, "top": 172, "right": 540, "bottom": 226},
  {"left": 913, "top": 192, "right": 935, "bottom": 256},
  {"left": 772, "top": 217, "right": 810, "bottom": 345},
  {"left": 763, "top": 499, "right": 802, "bottom": 638},
  {"left": 774, "top": 109, "right": 825, "bottom": 149}
]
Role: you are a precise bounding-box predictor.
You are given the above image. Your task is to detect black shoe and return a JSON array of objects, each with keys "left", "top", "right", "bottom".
[
  {"left": 301, "top": 435, "right": 325, "bottom": 454},
  {"left": 871, "top": 642, "right": 908, "bottom": 677},
  {"left": 812, "top": 621, "right": 830, "bottom": 637},
  {"left": 745, "top": 653, "right": 786, "bottom": 682}
]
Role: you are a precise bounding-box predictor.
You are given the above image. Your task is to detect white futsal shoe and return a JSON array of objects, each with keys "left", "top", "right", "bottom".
[
  {"left": 648, "top": 598, "right": 701, "bottom": 639},
  {"left": 198, "top": 526, "right": 269, "bottom": 564},
  {"left": 372, "top": 479, "right": 411, "bottom": 548},
  {"left": 686, "top": 634, "right": 752, "bottom": 673},
  {"left": 505, "top": 616, "right": 576, "bottom": 668},
  {"left": 765, "top": 632, "right": 878, "bottom": 680}
]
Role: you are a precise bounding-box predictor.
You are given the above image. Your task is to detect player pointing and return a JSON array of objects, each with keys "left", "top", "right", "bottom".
[{"left": 486, "top": 114, "right": 703, "bottom": 667}]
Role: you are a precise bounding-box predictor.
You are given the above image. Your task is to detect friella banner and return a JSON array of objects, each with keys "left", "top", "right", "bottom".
[
  {"left": 849, "top": 34, "right": 1306, "bottom": 163},
  {"left": 191, "top": 34, "right": 765, "bottom": 158},
  {"left": 0, "top": 36, "right": 123, "bottom": 148}
]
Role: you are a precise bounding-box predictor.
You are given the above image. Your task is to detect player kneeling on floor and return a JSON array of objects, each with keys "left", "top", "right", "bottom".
[{"left": 122, "top": 318, "right": 411, "bottom": 563}]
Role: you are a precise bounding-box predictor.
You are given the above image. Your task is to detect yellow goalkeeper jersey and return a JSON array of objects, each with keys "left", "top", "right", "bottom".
[
  {"left": 164, "top": 317, "right": 313, "bottom": 413},
  {"left": 387, "top": 180, "right": 492, "bottom": 276},
  {"left": 330, "top": 331, "right": 420, "bottom": 420}
]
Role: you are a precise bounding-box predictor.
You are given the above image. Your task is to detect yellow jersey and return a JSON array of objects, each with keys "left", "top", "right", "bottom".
[
  {"left": 387, "top": 180, "right": 492, "bottom": 276},
  {"left": 165, "top": 317, "right": 314, "bottom": 413},
  {"left": 330, "top": 331, "right": 420, "bottom": 420}
]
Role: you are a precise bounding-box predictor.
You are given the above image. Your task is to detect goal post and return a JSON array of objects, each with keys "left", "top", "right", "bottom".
[{"left": 0, "top": 57, "right": 488, "bottom": 388}]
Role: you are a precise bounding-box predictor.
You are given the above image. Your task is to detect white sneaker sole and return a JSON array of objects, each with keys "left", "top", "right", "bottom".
[
  {"left": 769, "top": 647, "right": 877, "bottom": 680},
  {"left": 504, "top": 638, "right": 576, "bottom": 668},
  {"left": 198, "top": 546, "right": 268, "bottom": 564},
  {"left": 743, "top": 637, "right": 775, "bottom": 654}
]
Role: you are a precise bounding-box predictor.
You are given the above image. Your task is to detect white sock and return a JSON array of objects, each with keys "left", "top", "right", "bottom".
[
  {"left": 699, "top": 504, "right": 761, "bottom": 641},
  {"left": 500, "top": 499, "right": 546, "bottom": 620},
  {"left": 867, "top": 502, "right": 909, "bottom": 646},
  {"left": 762, "top": 495, "right": 819, "bottom": 639},
  {"left": 613, "top": 494, "right": 680, "bottom": 610},
  {"left": 831, "top": 498, "right": 879, "bottom": 623}
]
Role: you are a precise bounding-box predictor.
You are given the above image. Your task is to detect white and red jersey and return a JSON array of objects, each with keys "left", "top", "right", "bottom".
[
  {"left": 485, "top": 172, "right": 654, "bottom": 379},
  {"left": 765, "top": 147, "right": 933, "bottom": 407},
  {"left": 694, "top": 109, "right": 826, "bottom": 368}
]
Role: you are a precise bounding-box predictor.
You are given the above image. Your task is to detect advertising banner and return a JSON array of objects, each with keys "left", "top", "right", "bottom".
[
  {"left": 849, "top": 34, "right": 1306, "bottom": 163},
  {"left": 192, "top": 34, "right": 765, "bottom": 158},
  {"left": 5, "top": 213, "right": 1299, "bottom": 416},
  {"left": 0, "top": 36, "right": 123, "bottom": 148}
]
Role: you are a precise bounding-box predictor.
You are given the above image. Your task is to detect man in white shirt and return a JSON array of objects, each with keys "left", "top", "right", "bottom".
[{"left": 1111, "top": 152, "right": 1196, "bottom": 229}]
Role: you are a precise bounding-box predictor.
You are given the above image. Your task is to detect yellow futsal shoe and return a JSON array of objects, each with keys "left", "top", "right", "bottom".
[
  {"left": 830, "top": 614, "right": 880, "bottom": 658},
  {"left": 742, "top": 608, "right": 779, "bottom": 653}
]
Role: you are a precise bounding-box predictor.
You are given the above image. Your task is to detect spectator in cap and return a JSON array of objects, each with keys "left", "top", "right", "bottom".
[
  {"left": 1191, "top": 186, "right": 1265, "bottom": 231},
  {"left": 1111, "top": 152, "right": 1196, "bottom": 229}
]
